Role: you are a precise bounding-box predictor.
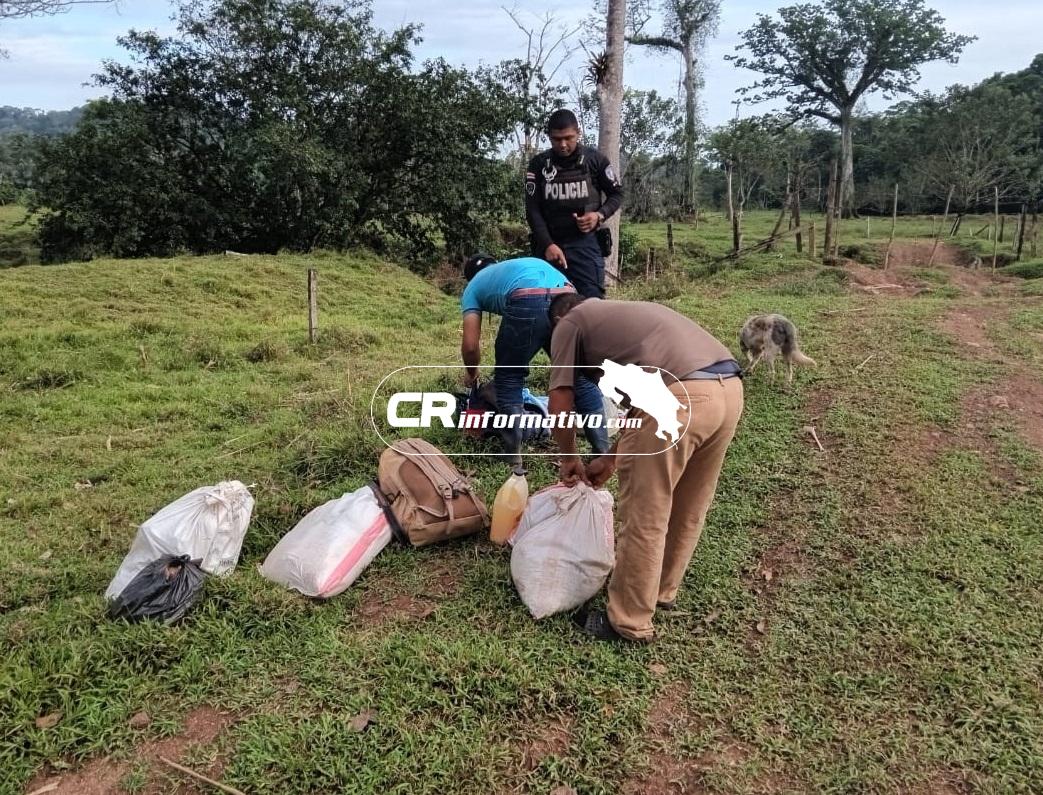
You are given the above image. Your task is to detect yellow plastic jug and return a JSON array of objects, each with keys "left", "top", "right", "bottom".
[{"left": 490, "top": 470, "right": 529, "bottom": 545}]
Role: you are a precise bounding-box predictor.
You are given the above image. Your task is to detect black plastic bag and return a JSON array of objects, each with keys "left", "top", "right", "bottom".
[{"left": 107, "top": 554, "right": 206, "bottom": 624}]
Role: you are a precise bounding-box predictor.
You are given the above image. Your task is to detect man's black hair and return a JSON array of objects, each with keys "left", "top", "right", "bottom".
[
  {"left": 549, "top": 292, "right": 586, "bottom": 327},
  {"left": 463, "top": 253, "right": 497, "bottom": 281},
  {"left": 546, "top": 109, "right": 579, "bottom": 133}
]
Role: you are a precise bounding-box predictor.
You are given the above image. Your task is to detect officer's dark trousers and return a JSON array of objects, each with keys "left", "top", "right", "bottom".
[
  {"left": 559, "top": 234, "right": 605, "bottom": 299},
  {"left": 494, "top": 294, "right": 609, "bottom": 467}
]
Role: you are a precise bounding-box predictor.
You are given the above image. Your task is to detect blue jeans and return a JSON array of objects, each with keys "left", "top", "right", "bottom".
[
  {"left": 494, "top": 294, "right": 609, "bottom": 466},
  {"left": 559, "top": 234, "right": 605, "bottom": 298}
]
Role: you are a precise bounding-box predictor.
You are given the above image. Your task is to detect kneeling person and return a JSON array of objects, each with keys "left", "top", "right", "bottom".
[
  {"left": 460, "top": 254, "right": 609, "bottom": 467},
  {"left": 547, "top": 295, "right": 745, "bottom": 642}
]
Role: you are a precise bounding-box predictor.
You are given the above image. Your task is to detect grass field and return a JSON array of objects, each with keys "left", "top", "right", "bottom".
[{"left": 1, "top": 211, "right": 1042, "bottom": 794}]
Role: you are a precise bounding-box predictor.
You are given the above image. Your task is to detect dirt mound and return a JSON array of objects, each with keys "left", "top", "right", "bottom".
[
  {"left": 887, "top": 240, "right": 968, "bottom": 268},
  {"left": 844, "top": 262, "right": 928, "bottom": 296},
  {"left": 845, "top": 240, "right": 1012, "bottom": 297}
]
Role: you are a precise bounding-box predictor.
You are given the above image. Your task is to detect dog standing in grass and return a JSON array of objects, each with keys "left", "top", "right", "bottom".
[{"left": 739, "top": 314, "right": 816, "bottom": 384}]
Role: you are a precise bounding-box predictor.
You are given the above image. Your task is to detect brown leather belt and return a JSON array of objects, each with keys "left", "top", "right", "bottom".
[{"left": 509, "top": 286, "right": 576, "bottom": 298}]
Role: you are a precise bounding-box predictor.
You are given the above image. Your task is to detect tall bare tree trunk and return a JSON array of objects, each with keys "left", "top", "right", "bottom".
[
  {"left": 839, "top": 108, "right": 856, "bottom": 218},
  {"left": 768, "top": 173, "right": 791, "bottom": 251},
  {"left": 792, "top": 177, "right": 803, "bottom": 253},
  {"left": 681, "top": 35, "right": 698, "bottom": 215},
  {"left": 597, "top": 0, "right": 626, "bottom": 283},
  {"left": 725, "top": 161, "right": 735, "bottom": 226}
]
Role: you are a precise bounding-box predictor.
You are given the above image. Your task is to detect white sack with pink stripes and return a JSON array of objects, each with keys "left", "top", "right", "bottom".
[{"left": 260, "top": 486, "right": 391, "bottom": 598}]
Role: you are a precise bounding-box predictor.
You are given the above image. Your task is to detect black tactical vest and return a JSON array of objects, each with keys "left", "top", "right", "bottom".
[{"left": 540, "top": 150, "right": 600, "bottom": 242}]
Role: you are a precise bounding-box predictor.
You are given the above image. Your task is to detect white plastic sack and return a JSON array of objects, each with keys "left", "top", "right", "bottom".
[
  {"left": 259, "top": 486, "right": 391, "bottom": 598},
  {"left": 105, "top": 481, "right": 254, "bottom": 600},
  {"left": 510, "top": 483, "right": 615, "bottom": 619}
]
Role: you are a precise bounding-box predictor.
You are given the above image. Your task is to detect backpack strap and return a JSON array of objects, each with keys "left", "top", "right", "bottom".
[{"left": 368, "top": 481, "right": 409, "bottom": 545}]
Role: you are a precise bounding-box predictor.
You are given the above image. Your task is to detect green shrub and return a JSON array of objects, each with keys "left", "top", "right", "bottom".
[
  {"left": 839, "top": 242, "right": 882, "bottom": 266},
  {"left": 1000, "top": 258, "right": 1043, "bottom": 279}
]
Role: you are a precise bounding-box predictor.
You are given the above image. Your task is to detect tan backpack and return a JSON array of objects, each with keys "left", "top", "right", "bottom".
[{"left": 375, "top": 438, "right": 489, "bottom": 547}]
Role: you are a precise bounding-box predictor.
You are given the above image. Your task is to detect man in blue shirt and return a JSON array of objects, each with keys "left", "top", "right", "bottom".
[{"left": 461, "top": 253, "right": 608, "bottom": 467}]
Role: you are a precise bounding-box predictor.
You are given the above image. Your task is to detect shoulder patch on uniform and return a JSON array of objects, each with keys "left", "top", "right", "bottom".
[
  {"left": 526, "top": 181, "right": 536, "bottom": 197},
  {"left": 605, "top": 164, "right": 618, "bottom": 184}
]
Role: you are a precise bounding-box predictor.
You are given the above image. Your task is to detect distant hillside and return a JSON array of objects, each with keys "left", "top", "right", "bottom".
[{"left": 0, "top": 105, "right": 84, "bottom": 136}]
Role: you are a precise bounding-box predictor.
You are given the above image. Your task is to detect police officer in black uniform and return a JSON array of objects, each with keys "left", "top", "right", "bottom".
[{"left": 525, "top": 109, "right": 623, "bottom": 299}]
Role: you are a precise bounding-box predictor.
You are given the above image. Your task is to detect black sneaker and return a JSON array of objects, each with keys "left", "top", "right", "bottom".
[
  {"left": 573, "top": 608, "right": 625, "bottom": 642},
  {"left": 656, "top": 600, "right": 677, "bottom": 611}
]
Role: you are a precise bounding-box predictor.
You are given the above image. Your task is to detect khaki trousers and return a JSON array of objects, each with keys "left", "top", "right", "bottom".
[{"left": 607, "top": 376, "right": 744, "bottom": 641}]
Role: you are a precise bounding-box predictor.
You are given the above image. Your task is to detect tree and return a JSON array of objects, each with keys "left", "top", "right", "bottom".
[
  {"left": 0, "top": 131, "right": 37, "bottom": 202},
  {"left": 576, "top": 88, "right": 681, "bottom": 220},
  {"left": 707, "top": 117, "right": 784, "bottom": 218},
  {"left": 32, "top": 0, "right": 522, "bottom": 263},
  {"left": 982, "top": 53, "right": 1043, "bottom": 204},
  {"left": 590, "top": 0, "right": 626, "bottom": 281},
  {"left": 729, "top": 0, "right": 973, "bottom": 217},
  {"left": 628, "top": 0, "right": 720, "bottom": 214},
  {"left": 917, "top": 85, "right": 1037, "bottom": 213},
  {"left": 0, "top": 105, "right": 84, "bottom": 134},
  {"left": 577, "top": 88, "right": 679, "bottom": 176},
  {"left": 500, "top": 7, "right": 577, "bottom": 160}
]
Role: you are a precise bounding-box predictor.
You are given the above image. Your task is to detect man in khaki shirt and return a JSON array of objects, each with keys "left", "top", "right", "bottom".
[{"left": 547, "top": 295, "right": 745, "bottom": 642}]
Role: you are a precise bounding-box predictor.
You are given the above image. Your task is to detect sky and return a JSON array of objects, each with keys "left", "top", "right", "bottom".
[{"left": 1, "top": 0, "right": 1040, "bottom": 128}]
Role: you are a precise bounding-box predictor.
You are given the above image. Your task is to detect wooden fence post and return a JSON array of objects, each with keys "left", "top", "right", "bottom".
[
  {"left": 808, "top": 222, "right": 816, "bottom": 258},
  {"left": 883, "top": 182, "right": 898, "bottom": 271},
  {"left": 1032, "top": 208, "right": 1039, "bottom": 258},
  {"left": 992, "top": 187, "right": 1000, "bottom": 270},
  {"left": 999, "top": 214, "right": 1006, "bottom": 242},
  {"left": 1015, "top": 203, "right": 1028, "bottom": 260},
  {"left": 667, "top": 222, "right": 674, "bottom": 255},
  {"left": 307, "top": 269, "right": 318, "bottom": 343},
  {"left": 927, "top": 185, "right": 954, "bottom": 267}
]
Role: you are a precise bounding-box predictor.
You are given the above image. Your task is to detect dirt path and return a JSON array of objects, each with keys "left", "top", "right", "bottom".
[
  {"left": 938, "top": 303, "right": 1043, "bottom": 454},
  {"left": 846, "top": 239, "right": 1043, "bottom": 456},
  {"left": 25, "top": 707, "right": 238, "bottom": 795}
]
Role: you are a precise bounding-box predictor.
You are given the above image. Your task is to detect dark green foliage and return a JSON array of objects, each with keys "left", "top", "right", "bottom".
[
  {"left": 839, "top": 242, "right": 882, "bottom": 266},
  {"left": 0, "top": 132, "right": 39, "bottom": 204},
  {"left": 30, "top": 0, "right": 522, "bottom": 263},
  {"left": 0, "top": 106, "right": 84, "bottom": 136},
  {"left": 617, "top": 223, "right": 641, "bottom": 276}
]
